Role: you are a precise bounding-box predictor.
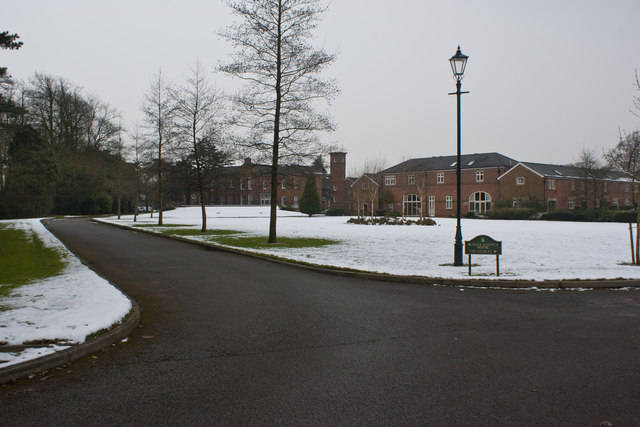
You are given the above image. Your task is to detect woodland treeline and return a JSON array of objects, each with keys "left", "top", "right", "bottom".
[{"left": 0, "top": 25, "right": 231, "bottom": 220}]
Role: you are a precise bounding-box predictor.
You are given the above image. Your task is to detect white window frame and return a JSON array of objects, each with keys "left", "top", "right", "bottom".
[
  {"left": 248, "top": 178, "right": 253, "bottom": 190},
  {"left": 437, "top": 173, "right": 444, "bottom": 184},
  {"left": 445, "top": 195, "right": 453, "bottom": 210},
  {"left": 385, "top": 175, "right": 396, "bottom": 186},
  {"left": 516, "top": 176, "right": 525, "bottom": 186},
  {"left": 263, "top": 180, "right": 267, "bottom": 190},
  {"left": 281, "top": 179, "right": 286, "bottom": 190},
  {"left": 408, "top": 175, "right": 415, "bottom": 185},
  {"left": 476, "top": 170, "right": 484, "bottom": 183},
  {"left": 240, "top": 178, "right": 246, "bottom": 190},
  {"left": 548, "top": 179, "right": 556, "bottom": 190}
]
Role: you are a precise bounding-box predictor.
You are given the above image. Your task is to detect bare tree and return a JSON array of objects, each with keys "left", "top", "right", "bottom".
[
  {"left": 573, "top": 147, "right": 603, "bottom": 209},
  {"left": 141, "top": 69, "right": 176, "bottom": 226},
  {"left": 171, "top": 61, "right": 223, "bottom": 232},
  {"left": 632, "top": 70, "right": 640, "bottom": 119},
  {"left": 416, "top": 174, "right": 428, "bottom": 220},
  {"left": 220, "top": 0, "right": 338, "bottom": 243},
  {"left": 606, "top": 130, "right": 640, "bottom": 264}
]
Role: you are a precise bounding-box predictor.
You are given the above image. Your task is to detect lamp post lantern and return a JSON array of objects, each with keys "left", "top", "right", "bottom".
[{"left": 449, "top": 45, "right": 468, "bottom": 267}]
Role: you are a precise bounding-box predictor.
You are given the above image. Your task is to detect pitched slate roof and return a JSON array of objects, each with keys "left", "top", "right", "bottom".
[
  {"left": 516, "top": 162, "right": 629, "bottom": 181},
  {"left": 381, "top": 152, "right": 517, "bottom": 174}
]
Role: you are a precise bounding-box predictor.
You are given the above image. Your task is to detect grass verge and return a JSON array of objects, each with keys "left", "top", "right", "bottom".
[
  {"left": 214, "top": 235, "right": 339, "bottom": 249},
  {"left": 0, "top": 223, "right": 66, "bottom": 298},
  {"left": 133, "top": 224, "right": 192, "bottom": 228},
  {"left": 161, "top": 228, "right": 244, "bottom": 237}
]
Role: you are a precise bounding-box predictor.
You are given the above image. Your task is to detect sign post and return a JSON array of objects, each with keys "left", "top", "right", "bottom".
[{"left": 465, "top": 235, "right": 502, "bottom": 276}]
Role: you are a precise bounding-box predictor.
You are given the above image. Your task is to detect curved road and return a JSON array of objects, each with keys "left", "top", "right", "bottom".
[{"left": 2, "top": 217, "right": 640, "bottom": 425}]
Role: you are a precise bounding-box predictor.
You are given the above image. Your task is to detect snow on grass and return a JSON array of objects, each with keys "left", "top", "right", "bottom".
[
  {"left": 0, "top": 219, "right": 132, "bottom": 368},
  {"left": 103, "top": 206, "right": 640, "bottom": 282}
]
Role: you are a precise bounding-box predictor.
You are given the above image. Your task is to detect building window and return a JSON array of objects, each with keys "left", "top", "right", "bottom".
[
  {"left": 388, "top": 204, "right": 394, "bottom": 211},
  {"left": 333, "top": 196, "right": 337, "bottom": 202},
  {"left": 281, "top": 179, "right": 286, "bottom": 189},
  {"left": 281, "top": 196, "right": 286, "bottom": 205},
  {"left": 227, "top": 195, "right": 234, "bottom": 205},
  {"left": 293, "top": 195, "right": 298, "bottom": 207},
  {"left": 385, "top": 175, "right": 396, "bottom": 186},
  {"left": 476, "top": 170, "right": 484, "bottom": 183},
  {"left": 248, "top": 178, "right": 253, "bottom": 190},
  {"left": 293, "top": 179, "right": 298, "bottom": 189},
  {"left": 408, "top": 175, "right": 415, "bottom": 185},
  {"left": 516, "top": 176, "right": 525, "bottom": 186},
  {"left": 437, "top": 173, "right": 444, "bottom": 184},
  {"left": 612, "top": 198, "right": 619, "bottom": 208},
  {"left": 568, "top": 198, "right": 575, "bottom": 210},
  {"left": 603, "top": 182, "right": 608, "bottom": 192},
  {"left": 445, "top": 195, "right": 453, "bottom": 210},
  {"left": 333, "top": 184, "right": 337, "bottom": 191},
  {"left": 580, "top": 181, "right": 585, "bottom": 190},
  {"left": 548, "top": 179, "right": 556, "bottom": 190},
  {"left": 570, "top": 181, "right": 575, "bottom": 191},
  {"left": 228, "top": 179, "right": 234, "bottom": 188},
  {"left": 263, "top": 180, "right": 267, "bottom": 190},
  {"left": 403, "top": 194, "right": 422, "bottom": 217},
  {"left": 260, "top": 194, "right": 270, "bottom": 205},
  {"left": 248, "top": 194, "right": 254, "bottom": 205},
  {"left": 240, "top": 178, "right": 246, "bottom": 190},
  {"left": 548, "top": 199, "right": 557, "bottom": 210},
  {"left": 240, "top": 195, "right": 245, "bottom": 205},
  {"left": 361, "top": 182, "right": 367, "bottom": 189},
  {"left": 469, "top": 191, "right": 492, "bottom": 213}
]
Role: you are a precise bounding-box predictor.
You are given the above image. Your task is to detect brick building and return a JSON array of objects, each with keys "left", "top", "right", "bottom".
[
  {"left": 206, "top": 151, "right": 633, "bottom": 216},
  {"left": 210, "top": 153, "right": 350, "bottom": 210},
  {"left": 352, "top": 152, "right": 633, "bottom": 217}
]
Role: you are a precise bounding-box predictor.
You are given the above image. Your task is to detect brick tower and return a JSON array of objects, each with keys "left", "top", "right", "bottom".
[{"left": 329, "top": 152, "right": 347, "bottom": 209}]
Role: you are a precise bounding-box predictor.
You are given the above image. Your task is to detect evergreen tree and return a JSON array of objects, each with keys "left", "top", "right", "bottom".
[
  {"left": 299, "top": 175, "right": 322, "bottom": 217},
  {"left": 2, "top": 126, "right": 57, "bottom": 218}
]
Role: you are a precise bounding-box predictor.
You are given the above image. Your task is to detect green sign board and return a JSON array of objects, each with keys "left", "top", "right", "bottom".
[{"left": 465, "top": 235, "right": 502, "bottom": 255}]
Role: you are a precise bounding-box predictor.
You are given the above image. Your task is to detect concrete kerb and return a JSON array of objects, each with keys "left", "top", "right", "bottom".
[
  {"left": 97, "top": 219, "right": 640, "bottom": 290},
  {"left": 0, "top": 300, "right": 140, "bottom": 385},
  {"left": 0, "top": 218, "right": 142, "bottom": 385}
]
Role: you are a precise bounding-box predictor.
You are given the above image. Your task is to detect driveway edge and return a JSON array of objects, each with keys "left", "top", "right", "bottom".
[
  {"left": 0, "top": 300, "right": 140, "bottom": 385},
  {"left": 99, "top": 219, "right": 640, "bottom": 290}
]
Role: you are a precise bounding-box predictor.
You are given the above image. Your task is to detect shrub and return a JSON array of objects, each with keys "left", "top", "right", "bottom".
[
  {"left": 613, "top": 211, "right": 638, "bottom": 223},
  {"left": 347, "top": 216, "right": 436, "bottom": 226},
  {"left": 325, "top": 207, "right": 344, "bottom": 216},
  {"left": 539, "top": 211, "right": 588, "bottom": 222},
  {"left": 489, "top": 208, "right": 537, "bottom": 220}
]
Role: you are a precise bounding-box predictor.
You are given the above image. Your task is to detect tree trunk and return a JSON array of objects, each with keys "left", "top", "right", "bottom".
[{"left": 268, "top": 1, "right": 283, "bottom": 244}]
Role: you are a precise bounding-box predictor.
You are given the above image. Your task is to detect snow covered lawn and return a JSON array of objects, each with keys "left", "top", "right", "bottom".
[
  {"left": 0, "top": 219, "right": 132, "bottom": 368},
  {"left": 103, "top": 206, "right": 640, "bottom": 282}
]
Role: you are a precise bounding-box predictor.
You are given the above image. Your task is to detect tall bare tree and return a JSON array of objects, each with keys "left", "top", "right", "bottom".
[
  {"left": 573, "top": 148, "right": 603, "bottom": 209},
  {"left": 220, "top": 0, "right": 338, "bottom": 243},
  {"left": 171, "top": 61, "right": 223, "bottom": 232},
  {"left": 141, "top": 69, "right": 175, "bottom": 226},
  {"left": 606, "top": 130, "right": 640, "bottom": 264}
]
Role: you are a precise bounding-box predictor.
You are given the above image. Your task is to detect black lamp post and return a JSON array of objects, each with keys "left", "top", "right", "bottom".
[{"left": 449, "top": 45, "right": 468, "bottom": 267}]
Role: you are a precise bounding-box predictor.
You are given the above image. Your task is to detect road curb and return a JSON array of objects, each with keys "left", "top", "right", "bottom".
[
  {"left": 97, "top": 219, "right": 640, "bottom": 290},
  {"left": 0, "top": 299, "right": 140, "bottom": 385}
]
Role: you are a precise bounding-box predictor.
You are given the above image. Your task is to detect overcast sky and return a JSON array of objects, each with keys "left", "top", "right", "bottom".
[{"left": 3, "top": 0, "right": 640, "bottom": 173}]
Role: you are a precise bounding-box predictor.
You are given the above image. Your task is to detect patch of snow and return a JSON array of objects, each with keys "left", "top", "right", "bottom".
[
  {"left": 103, "top": 206, "right": 640, "bottom": 282},
  {"left": 0, "top": 219, "right": 132, "bottom": 367}
]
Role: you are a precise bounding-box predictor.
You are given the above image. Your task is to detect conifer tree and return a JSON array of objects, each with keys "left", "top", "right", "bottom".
[{"left": 299, "top": 175, "right": 322, "bottom": 216}]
